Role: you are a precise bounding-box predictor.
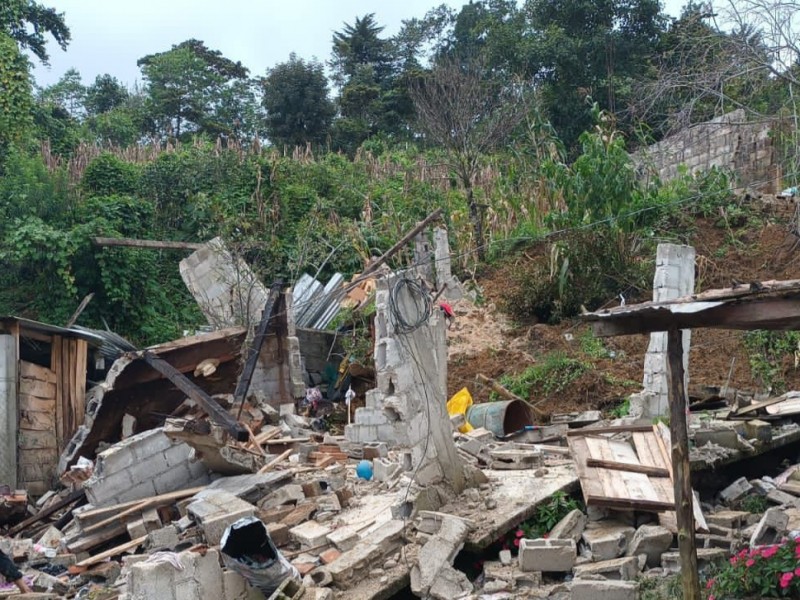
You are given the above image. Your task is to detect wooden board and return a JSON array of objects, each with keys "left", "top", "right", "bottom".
[{"left": 19, "top": 361, "right": 57, "bottom": 383}]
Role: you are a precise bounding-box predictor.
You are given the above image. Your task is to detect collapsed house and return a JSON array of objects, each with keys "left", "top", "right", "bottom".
[{"left": 7, "top": 196, "right": 800, "bottom": 600}]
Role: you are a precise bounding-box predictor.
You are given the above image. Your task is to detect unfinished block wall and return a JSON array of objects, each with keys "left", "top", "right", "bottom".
[
  {"left": 84, "top": 427, "right": 210, "bottom": 506},
  {"left": 633, "top": 110, "right": 779, "bottom": 193}
]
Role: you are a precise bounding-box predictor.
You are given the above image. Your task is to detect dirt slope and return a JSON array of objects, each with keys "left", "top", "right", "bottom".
[{"left": 446, "top": 197, "right": 800, "bottom": 418}]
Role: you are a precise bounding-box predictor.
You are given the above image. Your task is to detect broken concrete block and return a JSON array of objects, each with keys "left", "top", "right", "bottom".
[
  {"left": 661, "top": 548, "right": 727, "bottom": 573},
  {"left": 549, "top": 509, "right": 587, "bottom": 544},
  {"left": 186, "top": 490, "right": 256, "bottom": 546},
  {"left": 207, "top": 471, "right": 292, "bottom": 504},
  {"left": 744, "top": 420, "right": 772, "bottom": 443},
  {"left": 750, "top": 507, "right": 789, "bottom": 547},
  {"left": 581, "top": 522, "right": 635, "bottom": 561},
  {"left": 499, "top": 549, "right": 512, "bottom": 566},
  {"left": 574, "top": 556, "right": 640, "bottom": 580},
  {"left": 694, "top": 428, "right": 744, "bottom": 450},
  {"left": 767, "top": 489, "right": 800, "bottom": 507},
  {"left": 626, "top": 525, "right": 673, "bottom": 567},
  {"left": 315, "top": 494, "right": 341, "bottom": 513},
  {"left": 411, "top": 516, "right": 471, "bottom": 597},
  {"left": 571, "top": 579, "right": 639, "bottom": 600},
  {"left": 429, "top": 565, "right": 473, "bottom": 600},
  {"left": 326, "top": 526, "right": 360, "bottom": 552},
  {"left": 751, "top": 478, "right": 776, "bottom": 496},
  {"left": 128, "top": 547, "right": 228, "bottom": 600},
  {"left": 706, "top": 510, "right": 749, "bottom": 529},
  {"left": 373, "top": 458, "right": 402, "bottom": 482},
  {"left": 259, "top": 484, "right": 305, "bottom": 509},
  {"left": 519, "top": 538, "right": 576, "bottom": 573},
  {"left": 290, "top": 520, "right": 332, "bottom": 549},
  {"left": 327, "top": 520, "right": 405, "bottom": 587},
  {"left": 718, "top": 477, "right": 753, "bottom": 504},
  {"left": 147, "top": 525, "right": 180, "bottom": 551},
  {"left": 28, "top": 569, "right": 70, "bottom": 595}
]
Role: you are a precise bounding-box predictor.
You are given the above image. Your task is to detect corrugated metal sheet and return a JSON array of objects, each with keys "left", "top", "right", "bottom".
[{"left": 292, "top": 273, "right": 345, "bottom": 330}]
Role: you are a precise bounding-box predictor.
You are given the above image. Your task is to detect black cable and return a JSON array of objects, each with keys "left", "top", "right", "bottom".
[{"left": 388, "top": 275, "right": 433, "bottom": 334}]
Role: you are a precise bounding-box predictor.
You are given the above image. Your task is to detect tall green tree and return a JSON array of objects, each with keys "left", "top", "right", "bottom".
[
  {"left": 0, "top": 33, "right": 33, "bottom": 148},
  {"left": 262, "top": 54, "right": 335, "bottom": 148},
  {"left": 138, "top": 39, "right": 251, "bottom": 139},
  {"left": 85, "top": 74, "right": 129, "bottom": 116},
  {"left": 0, "top": 0, "right": 69, "bottom": 64}
]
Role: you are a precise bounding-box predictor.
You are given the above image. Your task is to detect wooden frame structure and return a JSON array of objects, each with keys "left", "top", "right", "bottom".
[
  {"left": 0, "top": 317, "right": 102, "bottom": 494},
  {"left": 582, "top": 279, "right": 800, "bottom": 600}
]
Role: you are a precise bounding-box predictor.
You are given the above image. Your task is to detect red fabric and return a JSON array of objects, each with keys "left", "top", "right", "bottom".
[{"left": 439, "top": 301, "right": 454, "bottom": 318}]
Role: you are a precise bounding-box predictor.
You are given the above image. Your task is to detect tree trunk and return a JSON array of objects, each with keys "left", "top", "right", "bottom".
[{"left": 467, "top": 184, "right": 485, "bottom": 261}]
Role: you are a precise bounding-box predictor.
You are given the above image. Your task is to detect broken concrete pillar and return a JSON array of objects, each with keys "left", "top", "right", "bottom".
[
  {"left": 84, "top": 428, "right": 210, "bottom": 507},
  {"left": 0, "top": 334, "right": 17, "bottom": 487},
  {"left": 411, "top": 515, "right": 472, "bottom": 597},
  {"left": 345, "top": 274, "right": 465, "bottom": 495},
  {"left": 634, "top": 244, "right": 695, "bottom": 418},
  {"left": 433, "top": 227, "right": 463, "bottom": 300},
  {"left": 519, "top": 538, "right": 576, "bottom": 572}
]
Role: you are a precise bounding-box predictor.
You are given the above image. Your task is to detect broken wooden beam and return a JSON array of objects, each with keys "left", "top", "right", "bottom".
[
  {"left": 475, "top": 373, "right": 545, "bottom": 418},
  {"left": 141, "top": 351, "right": 249, "bottom": 442},
  {"left": 92, "top": 237, "right": 204, "bottom": 251},
  {"left": 234, "top": 282, "right": 283, "bottom": 418},
  {"left": 9, "top": 489, "right": 86, "bottom": 536}
]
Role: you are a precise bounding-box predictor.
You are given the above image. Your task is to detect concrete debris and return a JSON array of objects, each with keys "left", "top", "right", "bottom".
[
  {"left": 519, "top": 538, "right": 576, "bottom": 572},
  {"left": 410, "top": 515, "right": 472, "bottom": 597},
  {"left": 750, "top": 507, "right": 789, "bottom": 546}
]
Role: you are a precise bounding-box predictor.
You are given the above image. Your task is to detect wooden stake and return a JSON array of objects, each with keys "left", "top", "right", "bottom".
[
  {"left": 258, "top": 449, "right": 293, "bottom": 474},
  {"left": 476, "top": 373, "right": 546, "bottom": 418},
  {"left": 666, "top": 328, "right": 700, "bottom": 600}
]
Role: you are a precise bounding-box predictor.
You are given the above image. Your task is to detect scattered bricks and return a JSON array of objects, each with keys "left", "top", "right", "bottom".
[
  {"left": 281, "top": 502, "right": 317, "bottom": 527},
  {"left": 411, "top": 516, "right": 473, "bottom": 598},
  {"left": 147, "top": 525, "right": 180, "bottom": 551},
  {"left": 626, "top": 525, "right": 673, "bottom": 567},
  {"left": 581, "top": 522, "right": 635, "bottom": 561},
  {"left": 662, "top": 548, "right": 727, "bottom": 573},
  {"left": 320, "top": 548, "right": 342, "bottom": 565},
  {"left": 718, "top": 477, "right": 753, "bottom": 504},
  {"left": 573, "top": 556, "right": 640, "bottom": 580},
  {"left": 335, "top": 487, "right": 353, "bottom": 508},
  {"left": 373, "top": 458, "right": 402, "bottom": 482},
  {"left": 327, "top": 526, "right": 360, "bottom": 552},
  {"left": 186, "top": 490, "right": 256, "bottom": 546},
  {"left": 518, "top": 538, "right": 576, "bottom": 573},
  {"left": 302, "top": 481, "right": 324, "bottom": 498},
  {"left": 266, "top": 522, "right": 290, "bottom": 547},
  {"left": 327, "top": 520, "right": 405, "bottom": 587},
  {"left": 571, "top": 579, "right": 639, "bottom": 600},
  {"left": 706, "top": 510, "right": 749, "bottom": 530},
  {"left": 258, "top": 505, "right": 295, "bottom": 524},
  {"left": 549, "top": 509, "right": 587, "bottom": 544},
  {"left": 744, "top": 420, "right": 772, "bottom": 443},
  {"left": 293, "top": 560, "right": 317, "bottom": 576},
  {"left": 767, "top": 489, "right": 800, "bottom": 507},
  {"left": 290, "top": 520, "right": 332, "bottom": 548},
  {"left": 750, "top": 507, "right": 789, "bottom": 546},
  {"left": 259, "top": 484, "right": 305, "bottom": 509}
]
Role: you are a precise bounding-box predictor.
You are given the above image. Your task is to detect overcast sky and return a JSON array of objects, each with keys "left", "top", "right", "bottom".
[{"left": 32, "top": 0, "right": 687, "bottom": 89}]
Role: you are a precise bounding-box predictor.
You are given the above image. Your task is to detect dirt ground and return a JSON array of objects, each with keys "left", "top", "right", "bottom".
[{"left": 446, "top": 197, "right": 800, "bottom": 420}]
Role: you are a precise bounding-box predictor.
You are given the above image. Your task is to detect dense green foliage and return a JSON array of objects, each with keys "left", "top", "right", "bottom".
[{"left": 1, "top": 0, "right": 798, "bottom": 346}]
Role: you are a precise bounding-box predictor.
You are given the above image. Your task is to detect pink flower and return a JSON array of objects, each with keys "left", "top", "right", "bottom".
[
  {"left": 746, "top": 559, "right": 755, "bottom": 567},
  {"left": 513, "top": 538, "right": 520, "bottom": 548},
  {"left": 795, "top": 567, "right": 800, "bottom": 577},
  {"left": 515, "top": 530, "right": 524, "bottom": 538},
  {"left": 709, "top": 595, "right": 715, "bottom": 600},
  {"left": 780, "top": 572, "right": 795, "bottom": 589},
  {"left": 730, "top": 557, "right": 738, "bottom": 565},
  {"left": 762, "top": 546, "right": 778, "bottom": 558},
  {"left": 706, "top": 579, "right": 715, "bottom": 589}
]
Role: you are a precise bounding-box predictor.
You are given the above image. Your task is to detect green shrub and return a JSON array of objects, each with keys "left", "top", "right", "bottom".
[
  {"left": 495, "top": 353, "right": 591, "bottom": 400},
  {"left": 743, "top": 330, "right": 800, "bottom": 394},
  {"left": 82, "top": 152, "right": 140, "bottom": 197}
]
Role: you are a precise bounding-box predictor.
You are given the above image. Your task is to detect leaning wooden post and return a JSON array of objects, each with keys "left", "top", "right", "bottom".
[{"left": 666, "top": 328, "right": 700, "bottom": 600}]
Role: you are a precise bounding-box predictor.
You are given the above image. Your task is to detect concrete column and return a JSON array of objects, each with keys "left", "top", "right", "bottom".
[
  {"left": 638, "top": 244, "right": 695, "bottom": 417},
  {"left": 0, "top": 335, "right": 17, "bottom": 487},
  {"left": 413, "top": 233, "right": 434, "bottom": 285},
  {"left": 433, "top": 227, "right": 463, "bottom": 300}
]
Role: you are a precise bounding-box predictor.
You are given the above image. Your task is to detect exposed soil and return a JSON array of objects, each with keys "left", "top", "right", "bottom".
[{"left": 446, "top": 196, "right": 800, "bottom": 420}]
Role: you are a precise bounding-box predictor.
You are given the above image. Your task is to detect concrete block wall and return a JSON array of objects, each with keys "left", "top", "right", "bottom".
[
  {"left": 127, "top": 547, "right": 263, "bottom": 600},
  {"left": 639, "top": 244, "right": 695, "bottom": 417},
  {"left": 632, "top": 110, "right": 779, "bottom": 193},
  {"left": 85, "top": 428, "right": 210, "bottom": 507},
  {"left": 345, "top": 274, "right": 464, "bottom": 491}
]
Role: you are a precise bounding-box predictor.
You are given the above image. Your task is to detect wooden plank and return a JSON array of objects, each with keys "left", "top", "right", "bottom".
[
  {"left": 566, "top": 424, "right": 656, "bottom": 437},
  {"left": 585, "top": 459, "right": 670, "bottom": 477},
  {"left": 51, "top": 335, "right": 64, "bottom": 453},
  {"left": 67, "top": 522, "right": 128, "bottom": 553},
  {"left": 667, "top": 329, "right": 700, "bottom": 600},
  {"left": 8, "top": 489, "right": 85, "bottom": 536},
  {"left": 734, "top": 394, "right": 792, "bottom": 416},
  {"left": 607, "top": 439, "right": 642, "bottom": 465},
  {"left": 567, "top": 437, "right": 604, "bottom": 503},
  {"left": 19, "top": 394, "right": 55, "bottom": 412},
  {"left": 18, "top": 430, "right": 57, "bottom": 449},
  {"left": 18, "top": 460, "right": 57, "bottom": 483},
  {"left": 141, "top": 351, "right": 249, "bottom": 442},
  {"left": 92, "top": 237, "right": 203, "bottom": 250},
  {"left": 257, "top": 449, "right": 293, "bottom": 474},
  {"left": 74, "top": 338, "right": 87, "bottom": 435},
  {"left": 632, "top": 432, "right": 667, "bottom": 469},
  {"left": 19, "top": 377, "right": 57, "bottom": 400},
  {"left": 19, "top": 361, "right": 57, "bottom": 383},
  {"left": 72, "top": 535, "right": 147, "bottom": 571},
  {"left": 19, "top": 409, "right": 56, "bottom": 431}
]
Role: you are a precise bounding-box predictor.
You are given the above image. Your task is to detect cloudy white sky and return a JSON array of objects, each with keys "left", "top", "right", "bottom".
[{"left": 32, "top": 0, "right": 687, "bottom": 88}]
